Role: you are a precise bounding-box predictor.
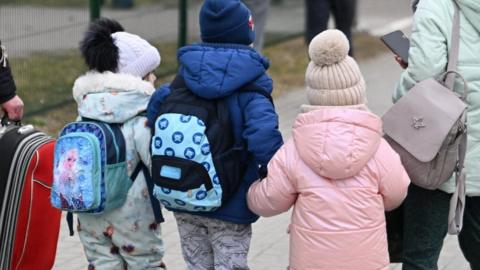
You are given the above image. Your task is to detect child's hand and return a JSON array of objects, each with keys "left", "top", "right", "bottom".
[{"left": 394, "top": 55, "right": 408, "bottom": 69}]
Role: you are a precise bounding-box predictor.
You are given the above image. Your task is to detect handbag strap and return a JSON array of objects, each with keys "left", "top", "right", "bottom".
[
  {"left": 444, "top": 1, "right": 461, "bottom": 90},
  {"left": 445, "top": 2, "right": 468, "bottom": 235},
  {"left": 448, "top": 123, "right": 467, "bottom": 234}
]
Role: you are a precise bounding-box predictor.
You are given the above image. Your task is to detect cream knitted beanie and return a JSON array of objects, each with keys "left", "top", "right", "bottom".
[
  {"left": 112, "top": 32, "right": 161, "bottom": 78},
  {"left": 305, "top": 29, "right": 367, "bottom": 106}
]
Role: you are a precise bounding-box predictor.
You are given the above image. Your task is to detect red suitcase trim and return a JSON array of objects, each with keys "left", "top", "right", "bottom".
[{"left": 12, "top": 140, "right": 62, "bottom": 270}]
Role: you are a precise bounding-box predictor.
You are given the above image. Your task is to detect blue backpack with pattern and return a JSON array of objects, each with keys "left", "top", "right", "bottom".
[
  {"left": 52, "top": 118, "right": 163, "bottom": 236},
  {"left": 151, "top": 75, "right": 272, "bottom": 212},
  {"left": 51, "top": 120, "right": 132, "bottom": 213}
]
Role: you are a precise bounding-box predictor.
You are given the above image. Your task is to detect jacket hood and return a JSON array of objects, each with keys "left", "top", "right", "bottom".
[
  {"left": 177, "top": 43, "right": 272, "bottom": 99},
  {"left": 293, "top": 107, "right": 382, "bottom": 180},
  {"left": 458, "top": 0, "right": 480, "bottom": 33},
  {"left": 73, "top": 71, "right": 154, "bottom": 123}
]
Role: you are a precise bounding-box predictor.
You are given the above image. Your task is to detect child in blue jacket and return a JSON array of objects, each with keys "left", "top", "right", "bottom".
[{"left": 147, "top": 0, "right": 283, "bottom": 268}]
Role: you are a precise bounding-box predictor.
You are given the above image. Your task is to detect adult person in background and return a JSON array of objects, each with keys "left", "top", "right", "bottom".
[
  {"left": 242, "top": 0, "right": 270, "bottom": 52},
  {"left": 0, "top": 41, "right": 24, "bottom": 121},
  {"left": 394, "top": 0, "right": 480, "bottom": 269},
  {"left": 305, "top": 0, "right": 356, "bottom": 56}
]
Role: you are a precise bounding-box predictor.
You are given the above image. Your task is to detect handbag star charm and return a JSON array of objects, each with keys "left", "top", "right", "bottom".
[{"left": 412, "top": 117, "right": 426, "bottom": 130}]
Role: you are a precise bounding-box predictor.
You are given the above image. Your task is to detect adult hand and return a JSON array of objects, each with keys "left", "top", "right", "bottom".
[
  {"left": 395, "top": 55, "right": 408, "bottom": 69},
  {"left": 1, "top": 95, "right": 24, "bottom": 121}
]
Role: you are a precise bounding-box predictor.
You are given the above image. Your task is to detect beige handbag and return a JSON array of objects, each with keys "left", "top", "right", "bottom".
[{"left": 382, "top": 2, "right": 467, "bottom": 235}]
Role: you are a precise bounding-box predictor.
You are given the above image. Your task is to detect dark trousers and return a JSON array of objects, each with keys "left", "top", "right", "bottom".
[
  {"left": 403, "top": 184, "right": 480, "bottom": 270},
  {"left": 305, "top": 0, "right": 356, "bottom": 56}
]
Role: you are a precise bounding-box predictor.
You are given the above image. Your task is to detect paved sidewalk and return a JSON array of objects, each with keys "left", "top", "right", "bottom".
[{"left": 53, "top": 50, "right": 471, "bottom": 269}]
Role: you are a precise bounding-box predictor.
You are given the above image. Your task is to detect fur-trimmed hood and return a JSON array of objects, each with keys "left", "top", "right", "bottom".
[{"left": 73, "top": 71, "right": 154, "bottom": 123}]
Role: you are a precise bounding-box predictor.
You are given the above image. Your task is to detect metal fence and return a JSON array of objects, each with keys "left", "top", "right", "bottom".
[{"left": 0, "top": 0, "right": 303, "bottom": 117}]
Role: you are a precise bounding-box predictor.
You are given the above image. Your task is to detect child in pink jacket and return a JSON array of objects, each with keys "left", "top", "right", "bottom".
[{"left": 247, "top": 30, "right": 410, "bottom": 270}]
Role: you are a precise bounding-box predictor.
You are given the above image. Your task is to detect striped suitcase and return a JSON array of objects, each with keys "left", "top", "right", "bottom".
[{"left": 0, "top": 122, "right": 61, "bottom": 270}]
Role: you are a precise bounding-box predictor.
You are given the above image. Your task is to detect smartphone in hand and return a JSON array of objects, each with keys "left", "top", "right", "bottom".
[{"left": 380, "top": 30, "right": 410, "bottom": 65}]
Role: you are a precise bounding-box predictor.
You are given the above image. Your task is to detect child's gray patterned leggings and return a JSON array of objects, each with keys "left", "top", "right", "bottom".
[{"left": 174, "top": 212, "right": 252, "bottom": 270}]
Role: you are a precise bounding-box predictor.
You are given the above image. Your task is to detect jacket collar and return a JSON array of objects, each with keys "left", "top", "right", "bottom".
[
  {"left": 300, "top": 104, "right": 370, "bottom": 113},
  {"left": 73, "top": 71, "right": 155, "bottom": 103}
]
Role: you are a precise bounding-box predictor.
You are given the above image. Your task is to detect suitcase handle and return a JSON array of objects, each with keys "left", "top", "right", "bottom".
[
  {"left": 1, "top": 115, "right": 21, "bottom": 127},
  {"left": 17, "top": 125, "right": 35, "bottom": 134}
]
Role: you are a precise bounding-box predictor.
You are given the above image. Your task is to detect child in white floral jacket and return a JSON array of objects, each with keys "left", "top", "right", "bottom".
[{"left": 74, "top": 18, "right": 165, "bottom": 269}]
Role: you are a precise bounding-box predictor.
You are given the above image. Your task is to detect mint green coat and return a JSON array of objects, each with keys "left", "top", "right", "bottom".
[
  {"left": 394, "top": 0, "right": 480, "bottom": 196},
  {"left": 72, "top": 71, "right": 165, "bottom": 268}
]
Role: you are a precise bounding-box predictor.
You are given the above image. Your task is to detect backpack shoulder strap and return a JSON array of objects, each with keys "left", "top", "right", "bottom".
[
  {"left": 66, "top": 212, "right": 74, "bottom": 236},
  {"left": 170, "top": 74, "right": 188, "bottom": 91},
  {"left": 237, "top": 82, "right": 274, "bottom": 105},
  {"left": 136, "top": 111, "right": 147, "bottom": 118},
  {"left": 133, "top": 161, "right": 164, "bottom": 223},
  {"left": 131, "top": 161, "right": 143, "bottom": 182}
]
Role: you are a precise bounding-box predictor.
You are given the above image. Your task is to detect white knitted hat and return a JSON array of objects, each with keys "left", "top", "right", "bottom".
[
  {"left": 111, "top": 32, "right": 161, "bottom": 78},
  {"left": 305, "top": 30, "right": 366, "bottom": 106}
]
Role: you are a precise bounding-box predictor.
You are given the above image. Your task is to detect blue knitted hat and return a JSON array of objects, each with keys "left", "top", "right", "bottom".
[{"left": 200, "top": 0, "right": 255, "bottom": 45}]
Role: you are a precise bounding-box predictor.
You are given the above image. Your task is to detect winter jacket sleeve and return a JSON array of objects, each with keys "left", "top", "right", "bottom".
[
  {"left": 146, "top": 84, "right": 171, "bottom": 128},
  {"left": 394, "top": 2, "right": 448, "bottom": 102},
  {"left": 0, "top": 42, "right": 17, "bottom": 104},
  {"left": 377, "top": 141, "right": 411, "bottom": 211},
  {"left": 247, "top": 140, "right": 297, "bottom": 217},
  {"left": 132, "top": 116, "right": 152, "bottom": 168},
  {"left": 241, "top": 92, "right": 283, "bottom": 167}
]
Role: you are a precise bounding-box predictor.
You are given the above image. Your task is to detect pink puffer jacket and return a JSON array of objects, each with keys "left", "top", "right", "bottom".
[{"left": 248, "top": 107, "right": 410, "bottom": 270}]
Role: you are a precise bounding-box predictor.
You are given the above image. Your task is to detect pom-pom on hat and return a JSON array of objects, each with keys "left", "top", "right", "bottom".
[
  {"left": 305, "top": 30, "right": 367, "bottom": 106},
  {"left": 200, "top": 0, "right": 255, "bottom": 45},
  {"left": 80, "top": 18, "right": 161, "bottom": 78}
]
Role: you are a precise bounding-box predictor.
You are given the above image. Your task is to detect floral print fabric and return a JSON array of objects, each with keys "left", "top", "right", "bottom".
[
  {"left": 72, "top": 72, "right": 163, "bottom": 269},
  {"left": 78, "top": 174, "right": 165, "bottom": 270}
]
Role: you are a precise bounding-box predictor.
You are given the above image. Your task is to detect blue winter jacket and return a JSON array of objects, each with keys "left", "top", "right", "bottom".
[{"left": 147, "top": 43, "right": 283, "bottom": 224}]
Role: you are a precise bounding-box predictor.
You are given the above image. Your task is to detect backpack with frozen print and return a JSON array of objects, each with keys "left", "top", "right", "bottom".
[
  {"left": 151, "top": 75, "right": 273, "bottom": 212},
  {"left": 51, "top": 120, "right": 132, "bottom": 213}
]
